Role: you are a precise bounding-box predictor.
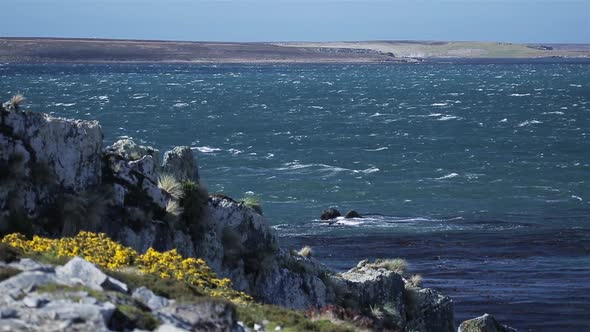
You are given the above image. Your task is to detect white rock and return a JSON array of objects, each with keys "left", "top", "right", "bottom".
[
  {"left": 132, "top": 286, "right": 169, "bottom": 311},
  {"left": 55, "top": 257, "right": 127, "bottom": 293}
]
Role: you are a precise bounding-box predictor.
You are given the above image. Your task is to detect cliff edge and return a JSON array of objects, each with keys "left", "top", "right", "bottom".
[{"left": 1, "top": 96, "right": 457, "bottom": 331}]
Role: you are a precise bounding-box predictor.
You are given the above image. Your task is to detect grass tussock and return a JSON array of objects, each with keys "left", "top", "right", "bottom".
[
  {"left": 408, "top": 274, "right": 423, "bottom": 288},
  {"left": 9, "top": 94, "right": 25, "bottom": 109},
  {"left": 165, "top": 200, "right": 183, "bottom": 216},
  {"left": 158, "top": 174, "right": 182, "bottom": 200},
  {"left": 298, "top": 245, "right": 313, "bottom": 258},
  {"left": 240, "top": 196, "right": 263, "bottom": 215},
  {"left": 367, "top": 258, "right": 408, "bottom": 275}
]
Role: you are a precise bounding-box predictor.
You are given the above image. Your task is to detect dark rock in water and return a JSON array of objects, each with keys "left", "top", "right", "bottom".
[
  {"left": 320, "top": 208, "right": 341, "bottom": 220},
  {"left": 344, "top": 210, "right": 362, "bottom": 219},
  {"left": 459, "top": 314, "right": 516, "bottom": 332}
]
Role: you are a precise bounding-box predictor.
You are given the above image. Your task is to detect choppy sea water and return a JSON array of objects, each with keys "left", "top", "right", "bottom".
[{"left": 2, "top": 62, "right": 589, "bottom": 331}]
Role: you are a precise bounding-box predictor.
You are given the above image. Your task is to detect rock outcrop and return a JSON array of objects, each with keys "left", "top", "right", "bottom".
[
  {"left": 0, "top": 101, "right": 103, "bottom": 219},
  {"left": 162, "top": 146, "right": 199, "bottom": 182},
  {"left": 459, "top": 314, "right": 517, "bottom": 332},
  {"left": 320, "top": 208, "right": 341, "bottom": 220},
  {"left": 0, "top": 100, "right": 457, "bottom": 332}
]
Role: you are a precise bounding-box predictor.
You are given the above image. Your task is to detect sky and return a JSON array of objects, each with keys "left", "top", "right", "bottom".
[{"left": 1, "top": 0, "right": 589, "bottom": 43}]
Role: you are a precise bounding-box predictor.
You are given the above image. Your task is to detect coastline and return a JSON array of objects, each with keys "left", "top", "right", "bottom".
[{"left": 1, "top": 37, "right": 589, "bottom": 64}]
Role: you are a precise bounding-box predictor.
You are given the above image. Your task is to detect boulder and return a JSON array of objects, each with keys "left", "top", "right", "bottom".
[
  {"left": 0, "top": 271, "right": 57, "bottom": 297},
  {"left": 344, "top": 210, "right": 362, "bottom": 218},
  {"left": 106, "top": 138, "right": 160, "bottom": 166},
  {"left": 55, "top": 257, "right": 127, "bottom": 293},
  {"left": 338, "top": 260, "right": 406, "bottom": 326},
  {"left": 458, "top": 314, "right": 517, "bottom": 332},
  {"left": 162, "top": 146, "right": 199, "bottom": 182},
  {"left": 404, "top": 287, "right": 455, "bottom": 332},
  {"left": 156, "top": 300, "right": 241, "bottom": 332},
  {"left": 132, "top": 286, "right": 169, "bottom": 311},
  {"left": 320, "top": 208, "right": 341, "bottom": 220}
]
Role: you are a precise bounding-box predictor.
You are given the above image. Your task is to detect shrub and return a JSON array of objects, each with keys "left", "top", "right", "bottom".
[
  {"left": 111, "top": 304, "right": 159, "bottom": 331},
  {"left": 57, "top": 187, "right": 112, "bottom": 236},
  {"left": 0, "top": 242, "right": 22, "bottom": 263},
  {"left": 158, "top": 174, "right": 182, "bottom": 200},
  {"left": 179, "top": 181, "right": 209, "bottom": 238},
  {"left": 0, "top": 205, "right": 34, "bottom": 239},
  {"left": 298, "top": 245, "right": 313, "bottom": 258},
  {"left": 240, "top": 196, "right": 263, "bottom": 215},
  {"left": 221, "top": 228, "right": 243, "bottom": 267},
  {"left": 0, "top": 154, "right": 25, "bottom": 184},
  {"left": 368, "top": 258, "right": 408, "bottom": 275}
]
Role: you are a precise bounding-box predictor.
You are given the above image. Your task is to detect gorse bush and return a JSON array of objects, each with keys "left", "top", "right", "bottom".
[{"left": 1, "top": 231, "right": 252, "bottom": 303}]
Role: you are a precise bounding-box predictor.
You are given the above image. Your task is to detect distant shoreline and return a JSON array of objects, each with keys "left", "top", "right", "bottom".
[{"left": 1, "top": 37, "right": 589, "bottom": 64}]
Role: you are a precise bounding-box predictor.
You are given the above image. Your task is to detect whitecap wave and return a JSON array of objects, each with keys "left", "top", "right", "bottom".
[
  {"left": 438, "top": 115, "right": 458, "bottom": 121},
  {"left": 360, "top": 167, "right": 380, "bottom": 174},
  {"left": 436, "top": 173, "right": 459, "bottom": 180},
  {"left": 518, "top": 120, "right": 543, "bottom": 127},
  {"left": 364, "top": 147, "right": 389, "bottom": 152},
  {"left": 431, "top": 103, "right": 448, "bottom": 107},
  {"left": 173, "top": 103, "right": 189, "bottom": 108},
  {"left": 192, "top": 146, "right": 222, "bottom": 153},
  {"left": 510, "top": 93, "right": 531, "bottom": 97}
]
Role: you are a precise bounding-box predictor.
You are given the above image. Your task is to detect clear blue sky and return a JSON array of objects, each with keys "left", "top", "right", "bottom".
[{"left": 2, "top": 0, "right": 589, "bottom": 43}]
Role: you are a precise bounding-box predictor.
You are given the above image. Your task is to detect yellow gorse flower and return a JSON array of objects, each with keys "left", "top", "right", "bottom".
[{"left": 1, "top": 232, "right": 252, "bottom": 303}]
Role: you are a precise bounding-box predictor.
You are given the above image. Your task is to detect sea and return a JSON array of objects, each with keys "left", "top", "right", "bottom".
[{"left": 2, "top": 61, "right": 589, "bottom": 331}]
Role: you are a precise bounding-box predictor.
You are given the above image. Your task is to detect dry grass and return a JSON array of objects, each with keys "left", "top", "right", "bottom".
[
  {"left": 408, "top": 274, "right": 423, "bottom": 288},
  {"left": 165, "top": 200, "right": 183, "bottom": 216},
  {"left": 158, "top": 174, "right": 182, "bottom": 200},
  {"left": 368, "top": 258, "right": 408, "bottom": 275},
  {"left": 298, "top": 245, "right": 313, "bottom": 258},
  {"left": 9, "top": 94, "right": 25, "bottom": 109}
]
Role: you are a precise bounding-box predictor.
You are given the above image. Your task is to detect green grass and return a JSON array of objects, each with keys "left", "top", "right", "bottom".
[
  {"left": 0, "top": 266, "right": 22, "bottom": 282},
  {"left": 23, "top": 251, "right": 71, "bottom": 266},
  {"left": 112, "top": 304, "right": 159, "bottom": 331},
  {"left": 0, "top": 242, "right": 23, "bottom": 263},
  {"left": 237, "top": 303, "right": 355, "bottom": 332},
  {"left": 36, "top": 283, "right": 110, "bottom": 302},
  {"left": 240, "top": 196, "right": 263, "bottom": 215},
  {"left": 367, "top": 259, "right": 408, "bottom": 275},
  {"left": 106, "top": 268, "right": 205, "bottom": 302}
]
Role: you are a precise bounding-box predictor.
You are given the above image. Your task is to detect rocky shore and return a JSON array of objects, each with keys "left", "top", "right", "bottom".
[{"left": 0, "top": 96, "right": 512, "bottom": 331}]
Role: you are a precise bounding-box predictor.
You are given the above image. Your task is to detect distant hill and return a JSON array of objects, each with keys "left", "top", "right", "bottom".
[{"left": 0, "top": 37, "right": 588, "bottom": 63}]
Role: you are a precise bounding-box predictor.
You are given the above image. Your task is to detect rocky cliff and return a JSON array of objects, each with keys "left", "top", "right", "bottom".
[{"left": 0, "top": 97, "right": 456, "bottom": 331}]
